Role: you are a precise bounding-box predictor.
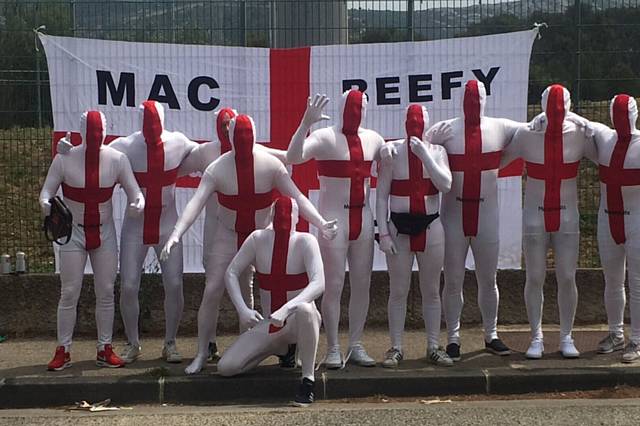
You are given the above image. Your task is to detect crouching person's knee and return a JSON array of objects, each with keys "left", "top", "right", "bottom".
[{"left": 217, "top": 354, "right": 242, "bottom": 377}]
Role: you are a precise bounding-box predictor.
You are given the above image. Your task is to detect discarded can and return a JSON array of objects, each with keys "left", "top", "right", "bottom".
[
  {"left": 0, "top": 254, "right": 10, "bottom": 274},
  {"left": 15, "top": 251, "right": 26, "bottom": 274}
]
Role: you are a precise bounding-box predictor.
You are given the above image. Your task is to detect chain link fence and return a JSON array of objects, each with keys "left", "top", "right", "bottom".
[{"left": 1, "top": 0, "right": 638, "bottom": 271}]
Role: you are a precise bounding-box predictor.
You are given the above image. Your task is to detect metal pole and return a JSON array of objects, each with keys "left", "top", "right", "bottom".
[
  {"left": 35, "top": 5, "right": 42, "bottom": 128},
  {"left": 407, "top": 0, "right": 414, "bottom": 41},
  {"left": 575, "top": 0, "right": 582, "bottom": 112}
]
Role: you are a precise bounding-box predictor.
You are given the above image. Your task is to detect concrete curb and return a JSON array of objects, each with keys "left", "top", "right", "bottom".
[{"left": 2, "top": 366, "right": 640, "bottom": 409}]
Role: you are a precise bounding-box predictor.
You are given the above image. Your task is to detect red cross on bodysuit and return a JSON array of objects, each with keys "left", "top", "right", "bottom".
[
  {"left": 447, "top": 80, "right": 502, "bottom": 237},
  {"left": 524, "top": 85, "right": 580, "bottom": 233},
  {"left": 61, "top": 111, "right": 115, "bottom": 250},
  {"left": 599, "top": 94, "right": 640, "bottom": 244},
  {"left": 316, "top": 90, "right": 372, "bottom": 241},
  {"left": 216, "top": 115, "right": 276, "bottom": 248},
  {"left": 134, "top": 101, "right": 180, "bottom": 245},
  {"left": 255, "top": 197, "right": 308, "bottom": 334},
  {"left": 389, "top": 104, "right": 439, "bottom": 251}
]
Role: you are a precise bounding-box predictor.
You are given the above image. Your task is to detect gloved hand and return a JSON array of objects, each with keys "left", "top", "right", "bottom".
[
  {"left": 127, "top": 194, "right": 145, "bottom": 217},
  {"left": 320, "top": 219, "right": 339, "bottom": 240},
  {"left": 379, "top": 234, "right": 397, "bottom": 255},
  {"left": 240, "top": 308, "right": 264, "bottom": 330},
  {"left": 302, "top": 94, "right": 331, "bottom": 127},
  {"left": 270, "top": 305, "right": 291, "bottom": 329},
  {"left": 57, "top": 132, "right": 73, "bottom": 154},
  {"left": 159, "top": 233, "right": 180, "bottom": 261}
]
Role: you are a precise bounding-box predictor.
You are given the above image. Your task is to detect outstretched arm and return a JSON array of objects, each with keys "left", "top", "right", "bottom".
[
  {"left": 375, "top": 150, "right": 396, "bottom": 255},
  {"left": 270, "top": 236, "right": 325, "bottom": 327},
  {"left": 225, "top": 234, "right": 263, "bottom": 329},
  {"left": 160, "top": 170, "right": 216, "bottom": 260},
  {"left": 409, "top": 137, "right": 452, "bottom": 193},
  {"left": 39, "top": 156, "right": 64, "bottom": 217},
  {"left": 286, "top": 94, "right": 330, "bottom": 165},
  {"left": 256, "top": 144, "right": 288, "bottom": 165},
  {"left": 275, "top": 165, "right": 338, "bottom": 240},
  {"left": 178, "top": 142, "right": 207, "bottom": 177},
  {"left": 500, "top": 127, "right": 524, "bottom": 168}
]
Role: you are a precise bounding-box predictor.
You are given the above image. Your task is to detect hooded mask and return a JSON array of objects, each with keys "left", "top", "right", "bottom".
[
  {"left": 228, "top": 114, "right": 256, "bottom": 163},
  {"left": 611, "top": 94, "right": 638, "bottom": 144},
  {"left": 80, "top": 110, "right": 106, "bottom": 155},
  {"left": 405, "top": 104, "right": 429, "bottom": 141},
  {"left": 140, "top": 100, "right": 165, "bottom": 147},
  {"left": 541, "top": 84, "right": 570, "bottom": 142},
  {"left": 216, "top": 107, "right": 238, "bottom": 154},
  {"left": 338, "top": 89, "right": 367, "bottom": 135},
  {"left": 463, "top": 80, "right": 486, "bottom": 126},
  {"left": 272, "top": 196, "right": 299, "bottom": 235}
]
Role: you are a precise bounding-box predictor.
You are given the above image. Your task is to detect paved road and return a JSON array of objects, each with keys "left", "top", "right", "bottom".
[{"left": 2, "top": 399, "right": 640, "bottom": 425}]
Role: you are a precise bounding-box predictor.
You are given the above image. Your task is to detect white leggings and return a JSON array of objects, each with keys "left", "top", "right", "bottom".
[
  {"left": 119, "top": 240, "right": 184, "bottom": 346},
  {"left": 58, "top": 238, "right": 118, "bottom": 349},
  {"left": 523, "top": 232, "right": 579, "bottom": 341},
  {"left": 320, "top": 237, "right": 374, "bottom": 348},
  {"left": 442, "top": 236, "right": 500, "bottom": 344},
  {"left": 386, "top": 243, "right": 444, "bottom": 350},
  {"left": 217, "top": 302, "right": 321, "bottom": 381},
  {"left": 600, "top": 235, "right": 640, "bottom": 344}
]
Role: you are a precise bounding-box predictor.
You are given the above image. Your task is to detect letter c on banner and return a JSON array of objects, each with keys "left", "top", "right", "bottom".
[{"left": 188, "top": 76, "right": 220, "bottom": 111}]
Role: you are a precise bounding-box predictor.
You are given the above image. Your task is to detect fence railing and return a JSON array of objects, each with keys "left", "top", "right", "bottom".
[{"left": 1, "top": 0, "right": 638, "bottom": 271}]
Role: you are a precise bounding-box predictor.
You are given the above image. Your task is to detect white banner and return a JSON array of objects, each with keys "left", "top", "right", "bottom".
[{"left": 40, "top": 29, "right": 537, "bottom": 272}]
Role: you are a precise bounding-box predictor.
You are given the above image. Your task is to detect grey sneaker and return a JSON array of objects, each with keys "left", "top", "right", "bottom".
[
  {"left": 324, "top": 345, "right": 344, "bottom": 369},
  {"left": 382, "top": 347, "right": 403, "bottom": 368},
  {"left": 597, "top": 333, "right": 625, "bottom": 354},
  {"left": 162, "top": 341, "right": 182, "bottom": 363},
  {"left": 346, "top": 343, "right": 376, "bottom": 367},
  {"left": 622, "top": 342, "right": 640, "bottom": 363},
  {"left": 427, "top": 346, "right": 454, "bottom": 367},
  {"left": 120, "top": 343, "right": 141, "bottom": 364}
]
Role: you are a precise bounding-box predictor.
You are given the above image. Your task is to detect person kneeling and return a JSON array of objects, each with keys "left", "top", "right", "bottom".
[{"left": 218, "top": 197, "right": 324, "bottom": 407}]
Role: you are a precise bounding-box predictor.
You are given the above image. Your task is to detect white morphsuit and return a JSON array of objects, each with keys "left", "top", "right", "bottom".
[
  {"left": 178, "top": 107, "right": 287, "bottom": 343},
  {"left": 106, "top": 101, "right": 198, "bottom": 349},
  {"left": 426, "top": 80, "right": 528, "bottom": 347},
  {"left": 377, "top": 105, "right": 452, "bottom": 351},
  {"left": 502, "top": 85, "right": 595, "bottom": 348},
  {"left": 588, "top": 95, "right": 640, "bottom": 345},
  {"left": 40, "top": 111, "right": 144, "bottom": 349},
  {"left": 287, "top": 91, "right": 385, "bottom": 361},
  {"left": 218, "top": 197, "right": 324, "bottom": 382},
  {"left": 161, "top": 114, "right": 337, "bottom": 375}
]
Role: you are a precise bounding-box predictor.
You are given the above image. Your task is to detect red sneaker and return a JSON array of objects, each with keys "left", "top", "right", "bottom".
[
  {"left": 96, "top": 344, "right": 125, "bottom": 368},
  {"left": 47, "top": 346, "right": 71, "bottom": 371}
]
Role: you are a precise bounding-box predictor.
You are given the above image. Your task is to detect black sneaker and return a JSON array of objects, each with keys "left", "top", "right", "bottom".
[
  {"left": 485, "top": 338, "right": 511, "bottom": 356},
  {"left": 207, "top": 341, "right": 220, "bottom": 363},
  {"left": 446, "top": 343, "right": 461, "bottom": 362},
  {"left": 278, "top": 344, "right": 297, "bottom": 369},
  {"left": 292, "top": 377, "right": 314, "bottom": 407}
]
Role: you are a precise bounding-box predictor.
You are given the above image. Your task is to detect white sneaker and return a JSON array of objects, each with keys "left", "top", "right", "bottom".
[
  {"left": 525, "top": 339, "right": 544, "bottom": 359},
  {"left": 622, "top": 341, "right": 640, "bottom": 363},
  {"left": 560, "top": 338, "right": 580, "bottom": 358},
  {"left": 382, "top": 347, "right": 403, "bottom": 368},
  {"left": 324, "top": 345, "right": 343, "bottom": 369},
  {"left": 162, "top": 341, "right": 182, "bottom": 363},
  {"left": 427, "top": 346, "right": 453, "bottom": 367},
  {"left": 346, "top": 343, "right": 376, "bottom": 367},
  {"left": 120, "top": 343, "right": 141, "bottom": 364}
]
